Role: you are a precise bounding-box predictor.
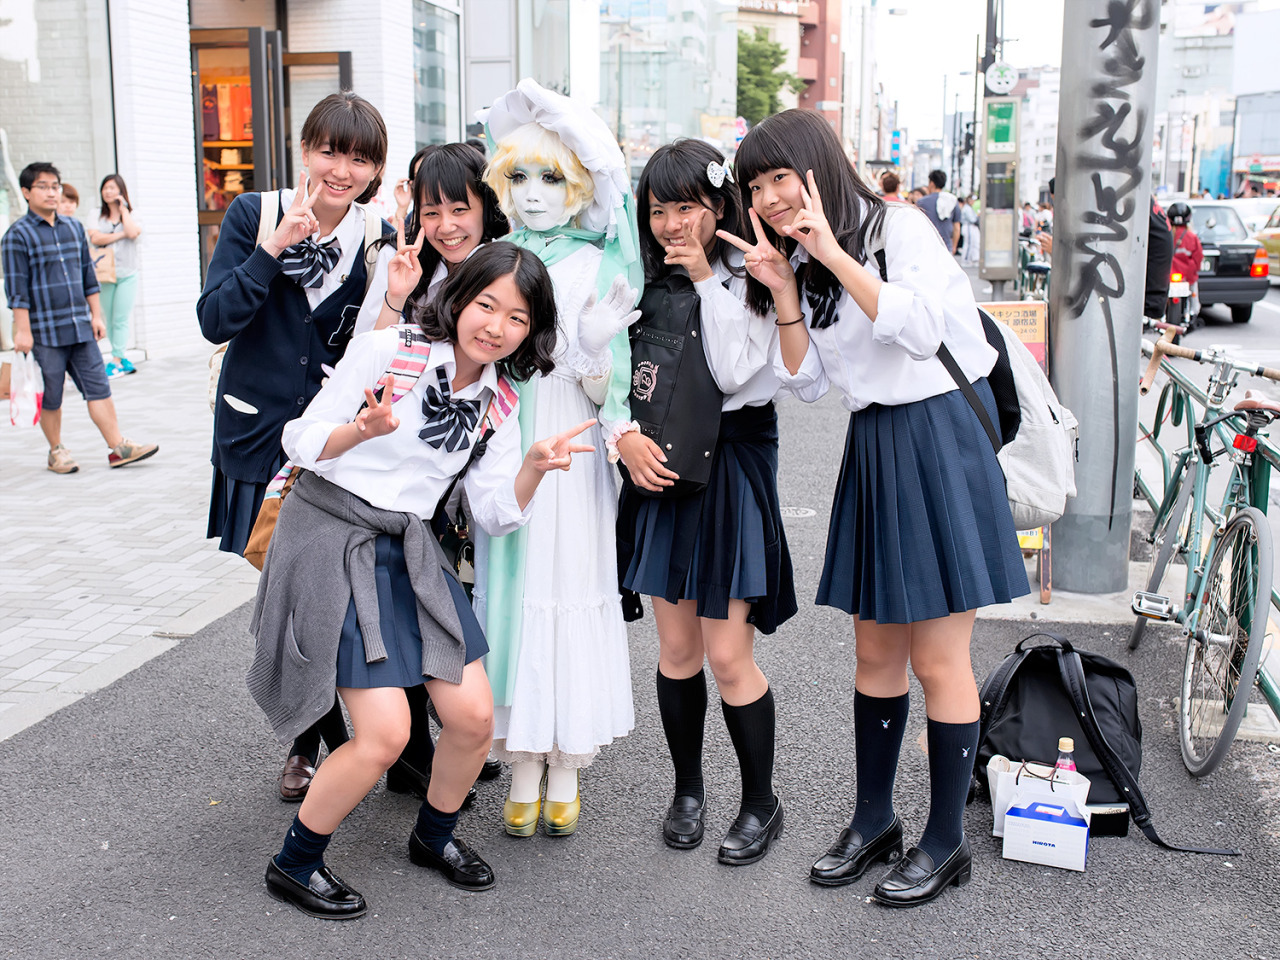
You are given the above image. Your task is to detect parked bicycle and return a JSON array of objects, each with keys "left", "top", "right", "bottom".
[
  {"left": 1016, "top": 236, "right": 1051, "bottom": 301},
  {"left": 1131, "top": 333, "right": 1280, "bottom": 776}
]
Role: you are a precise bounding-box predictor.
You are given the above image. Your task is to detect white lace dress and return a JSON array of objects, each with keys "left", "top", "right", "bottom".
[{"left": 473, "top": 241, "right": 635, "bottom": 767}]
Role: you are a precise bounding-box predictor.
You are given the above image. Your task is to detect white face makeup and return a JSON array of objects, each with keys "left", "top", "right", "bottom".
[{"left": 507, "top": 162, "right": 570, "bottom": 232}]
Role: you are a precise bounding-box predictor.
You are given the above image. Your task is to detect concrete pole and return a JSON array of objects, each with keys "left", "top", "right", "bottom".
[{"left": 1049, "top": 0, "right": 1160, "bottom": 592}]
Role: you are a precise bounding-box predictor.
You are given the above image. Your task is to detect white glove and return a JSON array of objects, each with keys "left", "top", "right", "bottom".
[{"left": 578, "top": 274, "right": 639, "bottom": 360}]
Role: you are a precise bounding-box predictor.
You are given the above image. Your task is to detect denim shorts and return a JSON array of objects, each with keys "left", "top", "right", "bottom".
[{"left": 31, "top": 339, "right": 112, "bottom": 410}]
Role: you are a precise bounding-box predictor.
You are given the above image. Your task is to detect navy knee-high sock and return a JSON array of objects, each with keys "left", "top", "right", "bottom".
[
  {"left": 850, "top": 690, "right": 910, "bottom": 837},
  {"left": 917, "top": 718, "right": 980, "bottom": 864},
  {"left": 414, "top": 800, "right": 461, "bottom": 855},
  {"left": 274, "top": 814, "right": 332, "bottom": 883},
  {"left": 656, "top": 670, "right": 707, "bottom": 802},
  {"left": 721, "top": 688, "right": 777, "bottom": 822}
]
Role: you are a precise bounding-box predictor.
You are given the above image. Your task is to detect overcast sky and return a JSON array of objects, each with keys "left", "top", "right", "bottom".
[{"left": 871, "top": 0, "right": 1066, "bottom": 141}]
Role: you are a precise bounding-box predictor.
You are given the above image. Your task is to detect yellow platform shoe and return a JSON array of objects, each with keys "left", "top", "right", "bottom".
[
  {"left": 543, "top": 774, "right": 580, "bottom": 837},
  {"left": 503, "top": 796, "right": 542, "bottom": 837}
]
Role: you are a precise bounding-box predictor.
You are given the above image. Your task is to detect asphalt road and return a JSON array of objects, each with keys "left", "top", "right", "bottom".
[{"left": 1, "top": 393, "right": 1277, "bottom": 960}]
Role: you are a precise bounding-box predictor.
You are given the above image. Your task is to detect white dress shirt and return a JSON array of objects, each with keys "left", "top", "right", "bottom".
[
  {"left": 282, "top": 330, "right": 532, "bottom": 531},
  {"left": 277, "top": 188, "right": 381, "bottom": 312},
  {"left": 690, "top": 250, "right": 784, "bottom": 411},
  {"left": 774, "top": 204, "right": 997, "bottom": 412}
]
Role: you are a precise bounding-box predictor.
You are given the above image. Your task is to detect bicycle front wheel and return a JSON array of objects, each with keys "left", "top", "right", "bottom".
[
  {"left": 1180, "top": 506, "right": 1273, "bottom": 777},
  {"left": 1130, "top": 463, "right": 1197, "bottom": 651}
]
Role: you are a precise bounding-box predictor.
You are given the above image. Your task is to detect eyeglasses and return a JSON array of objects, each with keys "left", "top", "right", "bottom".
[{"left": 29, "top": 182, "right": 62, "bottom": 193}]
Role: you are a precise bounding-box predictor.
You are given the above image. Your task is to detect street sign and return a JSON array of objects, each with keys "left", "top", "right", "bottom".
[
  {"left": 890, "top": 129, "right": 901, "bottom": 164},
  {"left": 986, "top": 101, "right": 1016, "bottom": 155},
  {"left": 985, "top": 60, "right": 1017, "bottom": 95}
]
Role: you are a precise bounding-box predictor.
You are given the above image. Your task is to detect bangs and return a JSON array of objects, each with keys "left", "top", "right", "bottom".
[
  {"left": 644, "top": 156, "right": 712, "bottom": 207},
  {"left": 301, "top": 94, "right": 387, "bottom": 165},
  {"left": 732, "top": 120, "right": 800, "bottom": 186},
  {"left": 417, "top": 147, "right": 480, "bottom": 208}
]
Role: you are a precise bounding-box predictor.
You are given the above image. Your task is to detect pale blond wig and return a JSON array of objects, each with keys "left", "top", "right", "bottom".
[{"left": 484, "top": 122, "right": 594, "bottom": 227}]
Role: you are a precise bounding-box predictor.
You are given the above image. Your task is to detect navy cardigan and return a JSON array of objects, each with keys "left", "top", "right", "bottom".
[{"left": 198, "top": 192, "right": 393, "bottom": 483}]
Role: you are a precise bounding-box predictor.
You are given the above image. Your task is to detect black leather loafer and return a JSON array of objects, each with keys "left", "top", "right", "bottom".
[
  {"left": 408, "top": 831, "right": 495, "bottom": 891},
  {"left": 809, "top": 816, "right": 904, "bottom": 886},
  {"left": 872, "top": 838, "right": 972, "bottom": 908},
  {"left": 663, "top": 794, "right": 706, "bottom": 850},
  {"left": 717, "top": 799, "right": 784, "bottom": 865},
  {"left": 264, "top": 858, "right": 367, "bottom": 920},
  {"left": 385, "top": 760, "right": 477, "bottom": 809},
  {"left": 478, "top": 756, "right": 504, "bottom": 781}
]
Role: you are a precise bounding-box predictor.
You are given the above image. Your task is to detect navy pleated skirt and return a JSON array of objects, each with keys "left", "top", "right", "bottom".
[
  {"left": 617, "top": 403, "right": 797, "bottom": 634},
  {"left": 336, "top": 535, "right": 488, "bottom": 689},
  {"left": 207, "top": 455, "right": 286, "bottom": 556},
  {"left": 818, "top": 378, "right": 1029, "bottom": 624}
]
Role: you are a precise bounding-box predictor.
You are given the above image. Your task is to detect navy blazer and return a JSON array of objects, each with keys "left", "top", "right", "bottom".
[{"left": 198, "top": 192, "right": 393, "bottom": 482}]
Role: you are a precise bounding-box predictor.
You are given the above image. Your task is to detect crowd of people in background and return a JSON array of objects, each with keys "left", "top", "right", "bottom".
[{"left": 876, "top": 167, "right": 993, "bottom": 264}]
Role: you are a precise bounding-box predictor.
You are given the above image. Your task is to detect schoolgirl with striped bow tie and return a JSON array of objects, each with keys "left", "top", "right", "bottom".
[
  {"left": 250, "top": 242, "right": 589, "bottom": 919},
  {"left": 198, "top": 93, "right": 395, "bottom": 805}
]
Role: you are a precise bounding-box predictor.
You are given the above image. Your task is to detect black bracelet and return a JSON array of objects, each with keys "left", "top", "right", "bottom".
[
  {"left": 385, "top": 292, "right": 405, "bottom": 315},
  {"left": 775, "top": 316, "right": 804, "bottom": 326}
]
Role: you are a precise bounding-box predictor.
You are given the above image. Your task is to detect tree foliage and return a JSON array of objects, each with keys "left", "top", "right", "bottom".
[{"left": 736, "top": 27, "right": 804, "bottom": 127}]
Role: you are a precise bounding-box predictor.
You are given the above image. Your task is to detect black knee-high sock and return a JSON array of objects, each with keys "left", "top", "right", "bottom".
[
  {"left": 721, "top": 688, "right": 777, "bottom": 822},
  {"left": 289, "top": 727, "right": 321, "bottom": 765},
  {"left": 917, "top": 718, "right": 980, "bottom": 864},
  {"left": 414, "top": 800, "right": 461, "bottom": 855},
  {"left": 275, "top": 814, "right": 332, "bottom": 883},
  {"left": 315, "top": 697, "right": 350, "bottom": 753},
  {"left": 656, "top": 670, "right": 707, "bottom": 802},
  {"left": 850, "top": 690, "right": 910, "bottom": 837},
  {"left": 399, "top": 685, "right": 436, "bottom": 773}
]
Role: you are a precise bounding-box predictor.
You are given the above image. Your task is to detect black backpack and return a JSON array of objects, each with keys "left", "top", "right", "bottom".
[
  {"left": 976, "top": 633, "right": 1236, "bottom": 855},
  {"left": 627, "top": 274, "right": 723, "bottom": 498}
]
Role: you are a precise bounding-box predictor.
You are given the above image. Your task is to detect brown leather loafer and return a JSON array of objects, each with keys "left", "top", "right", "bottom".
[{"left": 279, "top": 754, "right": 316, "bottom": 802}]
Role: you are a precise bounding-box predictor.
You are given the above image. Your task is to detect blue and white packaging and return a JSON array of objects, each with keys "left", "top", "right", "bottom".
[
  {"left": 987, "top": 755, "right": 1092, "bottom": 838},
  {"left": 1002, "top": 796, "right": 1091, "bottom": 872}
]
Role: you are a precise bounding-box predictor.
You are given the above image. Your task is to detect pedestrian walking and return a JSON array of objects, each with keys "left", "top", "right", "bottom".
[
  {"left": 615, "top": 138, "right": 797, "bottom": 864},
  {"left": 477, "top": 79, "right": 640, "bottom": 839},
  {"left": 917, "top": 170, "right": 961, "bottom": 255},
  {"left": 2, "top": 162, "right": 158, "bottom": 474},
  {"left": 198, "top": 91, "right": 393, "bottom": 803},
  {"left": 57, "top": 183, "right": 81, "bottom": 220},
  {"left": 725, "top": 109, "right": 1028, "bottom": 907},
  {"left": 87, "top": 174, "right": 142, "bottom": 377},
  {"left": 249, "top": 242, "right": 581, "bottom": 919}
]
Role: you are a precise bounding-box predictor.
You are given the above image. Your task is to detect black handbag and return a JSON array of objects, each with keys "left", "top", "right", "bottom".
[
  {"left": 976, "top": 632, "right": 1237, "bottom": 855},
  {"left": 627, "top": 274, "right": 724, "bottom": 498}
]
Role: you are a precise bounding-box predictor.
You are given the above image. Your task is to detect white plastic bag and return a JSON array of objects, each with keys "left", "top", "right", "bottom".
[{"left": 9, "top": 352, "right": 44, "bottom": 427}]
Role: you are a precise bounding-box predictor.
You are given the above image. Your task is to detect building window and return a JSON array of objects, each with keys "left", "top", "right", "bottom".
[{"left": 413, "top": 1, "right": 462, "bottom": 147}]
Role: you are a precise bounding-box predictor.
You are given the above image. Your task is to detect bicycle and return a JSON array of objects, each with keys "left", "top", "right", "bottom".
[
  {"left": 1016, "top": 236, "right": 1051, "bottom": 302},
  {"left": 1131, "top": 334, "right": 1280, "bottom": 776}
]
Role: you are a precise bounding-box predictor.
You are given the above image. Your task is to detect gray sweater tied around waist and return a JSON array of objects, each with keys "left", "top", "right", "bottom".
[{"left": 246, "top": 470, "right": 467, "bottom": 745}]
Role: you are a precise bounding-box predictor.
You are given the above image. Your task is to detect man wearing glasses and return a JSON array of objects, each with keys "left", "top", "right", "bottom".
[{"left": 2, "top": 162, "right": 157, "bottom": 473}]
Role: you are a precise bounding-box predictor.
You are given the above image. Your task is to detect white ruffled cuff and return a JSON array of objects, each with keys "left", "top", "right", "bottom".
[{"left": 605, "top": 420, "right": 642, "bottom": 464}]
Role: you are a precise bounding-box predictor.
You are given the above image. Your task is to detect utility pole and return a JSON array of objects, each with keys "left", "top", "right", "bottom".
[{"left": 1048, "top": 0, "right": 1161, "bottom": 592}]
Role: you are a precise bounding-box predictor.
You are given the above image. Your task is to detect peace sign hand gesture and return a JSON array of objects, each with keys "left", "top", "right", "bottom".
[
  {"left": 716, "top": 208, "right": 797, "bottom": 295},
  {"left": 262, "top": 172, "right": 323, "bottom": 258},
  {"left": 526, "top": 419, "right": 598, "bottom": 473},
  {"left": 777, "top": 170, "right": 843, "bottom": 267},
  {"left": 355, "top": 375, "right": 401, "bottom": 439},
  {"left": 386, "top": 220, "right": 426, "bottom": 307},
  {"left": 663, "top": 208, "right": 714, "bottom": 283}
]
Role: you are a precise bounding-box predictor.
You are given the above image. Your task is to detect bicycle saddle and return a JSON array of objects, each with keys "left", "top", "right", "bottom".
[{"left": 1234, "top": 390, "right": 1280, "bottom": 416}]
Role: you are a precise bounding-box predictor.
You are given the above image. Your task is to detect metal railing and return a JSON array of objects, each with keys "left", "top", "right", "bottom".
[{"left": 1135, "top": 352, "right": 1280, "bottom": 719}]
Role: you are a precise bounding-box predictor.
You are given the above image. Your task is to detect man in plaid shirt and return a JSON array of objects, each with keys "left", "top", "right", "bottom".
[{"left": 3, "top": 162, "right": 157, "bottom": 473}]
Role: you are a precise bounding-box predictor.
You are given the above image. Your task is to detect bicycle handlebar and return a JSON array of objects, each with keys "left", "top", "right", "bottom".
[{"left": 1140, "top": 335, "right": 1280, "bottom": 396}]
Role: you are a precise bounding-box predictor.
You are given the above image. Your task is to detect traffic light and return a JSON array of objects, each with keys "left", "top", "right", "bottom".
[{"left": 963, "top": 131, "right": 974, "bottom": 154}]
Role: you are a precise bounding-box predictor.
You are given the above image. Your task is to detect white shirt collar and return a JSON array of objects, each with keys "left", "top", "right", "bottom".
[{"left": 423, "top": 338, "right": 501, "bottom": 401}]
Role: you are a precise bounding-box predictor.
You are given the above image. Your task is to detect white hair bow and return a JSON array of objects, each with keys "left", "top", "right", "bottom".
[{"left": 706, "top": 160, "right": 734, "bottom": 189}]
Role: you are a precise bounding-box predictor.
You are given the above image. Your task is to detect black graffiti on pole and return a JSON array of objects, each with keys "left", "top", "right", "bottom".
[{"left": 1067, "top": 0, "right": 1154, "bottom": 527}]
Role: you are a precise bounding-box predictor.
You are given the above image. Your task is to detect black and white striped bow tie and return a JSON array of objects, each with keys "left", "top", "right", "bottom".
[
  {"left": 280, "top": 236, "right": 341, "bottom": 289},
  {"left": 419, "top": 368, "right": 482, "bottom": 452}
]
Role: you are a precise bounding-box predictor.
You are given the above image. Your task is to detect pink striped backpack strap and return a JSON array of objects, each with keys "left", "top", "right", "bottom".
[
  {"left": 386, "top": 325, "right": 432, "bottom": 402},
  {"left": 481, "top": 374, "right": 519, "bottom": 433}
]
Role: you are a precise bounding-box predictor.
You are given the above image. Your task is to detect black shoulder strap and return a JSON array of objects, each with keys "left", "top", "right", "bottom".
[
  {"left": 872, "top": 250, "right": 1000, "bottom": 453},
  {"left": 1055, "top": 648, "right": 1239, "bottom": 856}
]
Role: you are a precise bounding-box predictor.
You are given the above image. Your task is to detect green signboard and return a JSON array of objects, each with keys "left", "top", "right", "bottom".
[{"left": 986, "top": 101, "right": 1016, "bottom": 155}]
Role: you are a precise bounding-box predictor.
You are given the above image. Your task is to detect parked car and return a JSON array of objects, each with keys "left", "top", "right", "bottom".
[
  {"left": 1225, "top": 197, "right": 1280, "bottom": 235},
  {"left": 1256, "top": 205, "right": 1280, "bottom": 282},
  {"left": 1185, "top": 200, "right": 1270, "bottom": 323}
]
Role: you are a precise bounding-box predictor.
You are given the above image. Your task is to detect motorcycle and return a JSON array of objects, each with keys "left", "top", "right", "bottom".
[{"left": 1165, "top": 270, "right": 1195, "bottom": 334}]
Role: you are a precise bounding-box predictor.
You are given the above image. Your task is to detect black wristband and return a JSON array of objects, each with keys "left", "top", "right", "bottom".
[
  {"left": 385, "top": 292, "right": 405, "bottom": 315},
  {"left": 775, "top": 316, "right": 804, "bottom": 326}
]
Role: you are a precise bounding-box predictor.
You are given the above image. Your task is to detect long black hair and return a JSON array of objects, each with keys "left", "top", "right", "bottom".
[
  {"left": 403, "top": 143, "right": 510, "bottom": 306},
  {"left": 413, "top": 241, "right": 557, "bottom": 382},
  {"left": 733, "top": 109, "right": 885, "bottom": 318},
  {"left": 636, "top": 139, "right": 745, "bottom": 283}
]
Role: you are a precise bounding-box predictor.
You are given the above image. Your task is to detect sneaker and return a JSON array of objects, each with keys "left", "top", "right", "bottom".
[
  {"left": 108, "top": 438, "right": 159, "bottom": 468},
  {"left": 47, "top": 444, "right": 80, "bottom": 474},
  {"left": 119, "top": 357, "right": 137, "bottom": 375},
  {"left": 104, "top": 361, "right": 124, "bottom": 379}
]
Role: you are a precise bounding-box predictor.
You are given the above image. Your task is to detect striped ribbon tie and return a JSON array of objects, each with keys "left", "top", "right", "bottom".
[
  {"left": 280, "top": 236, "right": 340, "bottom": 289},
  {"left": 418, "top": 367, "right": 482, "bottom": 451}
]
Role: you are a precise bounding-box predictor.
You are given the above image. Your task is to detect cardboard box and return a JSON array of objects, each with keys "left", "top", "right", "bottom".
[{"left": 1003, "top": 796, "right": 1091, "bottom": 872}]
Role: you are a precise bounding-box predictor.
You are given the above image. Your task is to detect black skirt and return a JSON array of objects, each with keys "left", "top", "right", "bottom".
[{"left": 617, "top": 403, "right": 797, "bottom": 635}]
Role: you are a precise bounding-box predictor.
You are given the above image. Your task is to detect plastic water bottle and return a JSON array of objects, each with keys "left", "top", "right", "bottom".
[{"left": 1054, "top": 737, "right": 1077, "bottom": 773}]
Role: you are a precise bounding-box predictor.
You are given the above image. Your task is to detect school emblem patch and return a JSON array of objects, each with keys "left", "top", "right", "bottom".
[{"left": 632, "top": 361, "right": 659, "bottom": 402}]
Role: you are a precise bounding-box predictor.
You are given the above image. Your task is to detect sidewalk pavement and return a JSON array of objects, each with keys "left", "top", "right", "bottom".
[{"left": 0, "top": 323, "right": 1277, "bottom": 956}]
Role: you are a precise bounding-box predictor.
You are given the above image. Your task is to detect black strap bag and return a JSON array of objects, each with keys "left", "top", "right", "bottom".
[
  {"left": 977, "top": 632, "right": 1237, "bottom": 855},
  {"left": 627, "top": 273, "right": 724, "bottom": 498}
]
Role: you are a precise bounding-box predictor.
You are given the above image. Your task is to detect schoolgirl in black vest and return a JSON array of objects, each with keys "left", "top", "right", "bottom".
[
  {"left": 198, "top": 92, "right": 394, "bottom": 803},
  {"left": 722, "top": 110, "right": 1028, "bottom": 906},
  {"left": 615, "top": 140, "right": 797, "bottom": 865}
]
